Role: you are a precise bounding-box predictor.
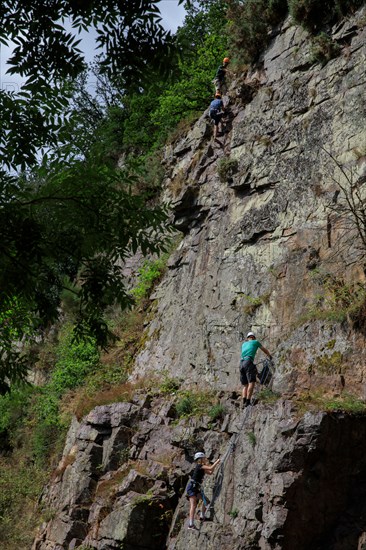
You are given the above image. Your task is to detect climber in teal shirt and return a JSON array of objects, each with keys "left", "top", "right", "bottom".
[{"left": 240, "top": 332, "right": 272, "bottom": 407}]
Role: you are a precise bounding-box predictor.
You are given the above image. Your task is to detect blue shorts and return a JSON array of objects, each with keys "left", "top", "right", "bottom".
[{"left": 186, "top": 480, "right": 201, "bottom": 498}]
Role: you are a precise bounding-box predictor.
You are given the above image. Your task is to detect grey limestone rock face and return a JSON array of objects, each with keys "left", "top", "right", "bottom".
[
  {"left": 33, "top": 394, "right": 219, "bottom": 550},
  {"left": 168, "top": 402, "right": 366, "bottom": 550},
  {"left": 33, "top": 7, "right": 366, "bottom": 550},
  {"left": 32, "top": 393, "right": 366, "bottom": 550},
  {"left": 133, "top": 8, "right": 366, "bottom": 399}
]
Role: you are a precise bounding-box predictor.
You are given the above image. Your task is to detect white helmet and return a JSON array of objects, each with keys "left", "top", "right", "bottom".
[
  {"left": 194, "top": 452, "right": 206, "bottom": 461},
  {"left": 247, "top": 331, "right": 256, "bottom": 338}
]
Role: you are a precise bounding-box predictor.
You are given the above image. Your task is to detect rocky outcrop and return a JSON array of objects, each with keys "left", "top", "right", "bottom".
[
  {"left": 168, "top": 404, "right": 366, "bottom": 550},
  {"left": 33, "top": 7, "right": 366, "bottom": 550},
  {"left": 33, "top": 392, "right": 366, "bottom": 550},
  {"left": 32, "top": 392, "right": 229, "bottom": 549}
]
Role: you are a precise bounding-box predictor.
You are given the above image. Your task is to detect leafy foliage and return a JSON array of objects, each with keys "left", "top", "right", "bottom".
[
  {"left": 102, "top": 0, "right": 229, "bottom": 155},
  {"left": 208, "top": 403, "right": 226, "bottom": 420},
  {"left": 0, "top": 1, "right": 186, "bottom": 86},
  {"left": 302, "top": 271, "right": 366, "bottom": 327},
  {"left": 0, "top": 2, "right": 192, "bottom": 386},
  {"left": 175, "top": 389, "right": 216, "bottom": 418},
  {"left": 131, "top": 255, "right": 169, "bottom": 301},
  {"left": 0, "top": 159, "right": 171, "bottom": 386},
  {"left": 51, "top": 327, "right": 100, "bottom": 395},
  {"left": 288, "top": 0, "right": 365, "bottom": 30},
  {"left": 256, "top": 387, "right": 281, "bottom": 404},
  {"left": 227, "top": 0, "right": 365, "bottom": 63},
  {"left": 295, "top": 389, "right": 366, "bottom": 414},
  {"left": 217, "top": 156, "right": 239, "bottom": 182},
  {"left": 0, "top": 1, "right": 186, "bottom": 170},
  {"left": 0, "top": 385, "right": 33, "bottom": 435},
  {"left": 0, "top": 453, "right": 48, "bottom": 549},
  {"left": 310, "top": 32, "right": 341, "bottom": 64},
  {"left": 227, "top": 0, "right": 288, "bottom": 63},
  {"left": 288, "top": 0, "right": 336, "bottom": 30}
]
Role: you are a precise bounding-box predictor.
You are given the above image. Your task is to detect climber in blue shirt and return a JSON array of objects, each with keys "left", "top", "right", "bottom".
[
  {"left": 209, "top": 92, "right": 225, "bottom": 140},
  {"left": 240, "top": 332, "right": 272, "bottom": 407}
]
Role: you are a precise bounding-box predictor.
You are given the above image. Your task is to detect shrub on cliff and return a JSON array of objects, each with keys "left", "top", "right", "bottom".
[
  {"left": 335, "top": 0, "right": 366, "bottom": 17},
  {"left": 288, "top": 0, "right": 336, "bottom": 30},
  {"left": 310, "top": 32, "right": 341, "bottom": 64},
  {"left": 228, "top": 0, "right": 365, "bottom": 63},
  {"left": 288, "top": 0, "right": 365, "bottom": 30},
  {"left": 227, "top": 0, "right": 288, "bottom": 63}
]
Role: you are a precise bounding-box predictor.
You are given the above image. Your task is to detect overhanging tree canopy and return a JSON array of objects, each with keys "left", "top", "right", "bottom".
[{"left": 0, "top": 0, "right": 189, "bottom": 388}]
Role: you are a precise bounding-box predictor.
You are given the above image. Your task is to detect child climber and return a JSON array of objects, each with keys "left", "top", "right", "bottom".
[
  {"left": 209, "top": 92, "right": 225, "bottom": 140},
  {"left": 186, "top": 451, "right": 220, "bottom": 531}
]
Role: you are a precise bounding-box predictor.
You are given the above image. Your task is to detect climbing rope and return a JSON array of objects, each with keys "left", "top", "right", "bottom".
[
  {"left": 256, "top": 358, "right": 275, "bottom": 387},
  {"left": 206, "top": 359, "right": 276, "bottom": 518},
  {"left": 205, "top": 405, "right": 252, "bottom": 517}
]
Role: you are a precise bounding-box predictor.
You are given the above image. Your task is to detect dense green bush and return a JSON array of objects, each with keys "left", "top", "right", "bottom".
[
  {"left": 217, "top": 156, "right": 238, "bottom": 182},
  {"left": 228, "top": 0, "right": 365, "bottom": 63},
  {"left": 310, "top": 32, "right": 341, "bottom": 64},
  {"left": 288, "top": 0, "right": 365, "bottom": 30},
  {"left": 151, "top": 32, "right": 227, "bottom": 139},
  {"left": 30, "top": 326, "right": 100, "bottom": 461},
  {"left": 0, "top": 456, "right": 48, "bottom": 549},
  {"left": 208, "top": 403, "right": 226, "bottom": 421},
  {"left": 176, "top": 395, "right": 194, "bottom": 417},
  {"left": 0, "top": 385, "right": 33, "bottom": 436},
  {"left": 78, "top": 1, "right": 228, "bottom": 160},
  {"left": 227, "top": 0, "right": 288, "bottom": 63},
  {"left": 51, "top": 327, "right": 100, "bottom": 394},
  {"left": 335, "top": 0, "right": 365, "bottom": 16},
  {"left": 288, "top": 0, "right": 335, "bottom": 30}
]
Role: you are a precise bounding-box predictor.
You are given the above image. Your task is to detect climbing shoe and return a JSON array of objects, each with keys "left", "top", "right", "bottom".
[{"left": 188, "top": 524, "right": 199, "bottom": 531}]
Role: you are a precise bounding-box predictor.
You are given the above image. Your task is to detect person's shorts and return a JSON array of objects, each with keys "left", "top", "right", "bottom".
[
  {"left": 211, "top": 112, "right": 223, "bottom": 126},
  {"left": 213, "top": 78, "right": 227, "bottom": 94},
  {"left": 240, "top": 358, "right": 257, "bottom": 385},
  {"left": 186, "top": 480, "right": 201, "bottom": 498}
]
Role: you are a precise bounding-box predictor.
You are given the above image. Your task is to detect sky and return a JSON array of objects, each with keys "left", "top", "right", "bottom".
[
  {"left": 160, "top": 0, "right": 187, "bottom": 32},
  {"left": 0, "top": 1, "right": 187, "bottom": 92}
]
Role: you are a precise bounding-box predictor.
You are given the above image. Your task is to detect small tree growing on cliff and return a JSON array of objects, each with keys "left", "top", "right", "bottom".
[{"left": 324, "top": 148, "right": 366, "bottom": 262}]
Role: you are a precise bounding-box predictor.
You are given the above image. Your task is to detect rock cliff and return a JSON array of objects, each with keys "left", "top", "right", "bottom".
[
  {"left": 134, "top": 9, "right": 366, "bottom": 398},
  {"left": 33, "top": 8, "right": 366, "bottom": 550}
]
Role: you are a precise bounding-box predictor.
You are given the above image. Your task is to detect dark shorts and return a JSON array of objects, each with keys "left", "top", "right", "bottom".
[
  {"left": 240, "top": 358, "right": 257, "bottom": 385},
  {"left": 211, "top": 112, "right": 223, "bottom": 126},
  {"left": 186, "top": 480, "right": 201, "bottom": 498}
]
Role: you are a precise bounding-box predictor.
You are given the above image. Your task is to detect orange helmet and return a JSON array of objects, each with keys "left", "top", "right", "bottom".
[{"left": 223, "top": 57, "right": 230, "bottom": 64}]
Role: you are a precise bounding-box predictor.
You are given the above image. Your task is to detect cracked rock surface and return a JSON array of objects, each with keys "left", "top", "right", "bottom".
[
  {"left": 134, "top": 10, "right": 366, "bottom": 398},
  {"left": 32, "top": 8, "right": 366, "bottom": 550}
]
